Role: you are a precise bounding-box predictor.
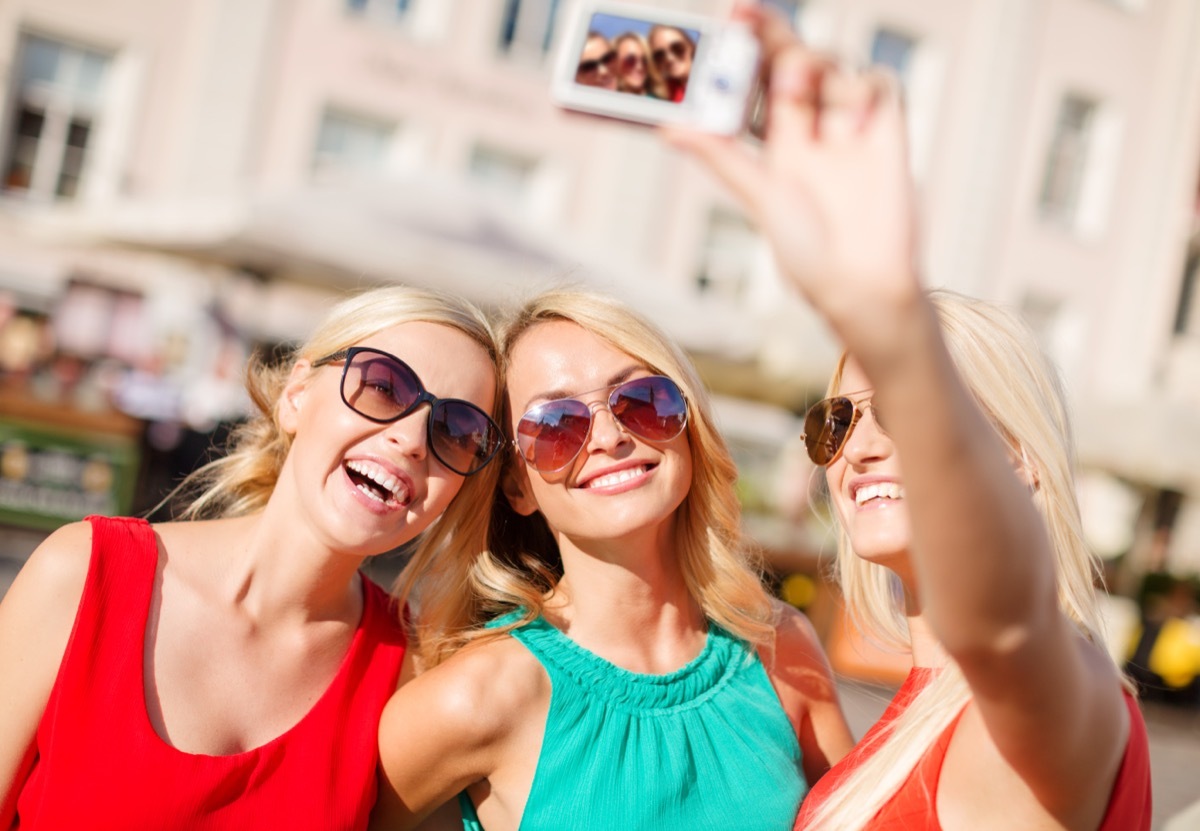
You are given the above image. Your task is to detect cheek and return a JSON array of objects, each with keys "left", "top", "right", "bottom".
[{"left": 425, "top": 472, "right": 468, "bottom": 515}]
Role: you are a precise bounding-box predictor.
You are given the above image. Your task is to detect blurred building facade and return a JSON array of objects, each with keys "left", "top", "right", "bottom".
[{"left": 1, "top": 0, "right": 1199, "bottom": 583}]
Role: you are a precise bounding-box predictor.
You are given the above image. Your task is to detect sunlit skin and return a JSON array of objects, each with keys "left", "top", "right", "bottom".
[
  {"left": 823, "top": 359, "right": 916, "bottom": 588},
  {"left": 575, "top": 34, "right": 617, "bottom": 91},
  {"left": 615, "top": 36, "right": 648, "bottom": 94},
  {"left": 276, "top": 321, "right": 497, "bottom": 561},
  {"left": 0, "top": 314, "right": 500, "bottom": 826},
  {"left": 369, "top": 314, "right": 853, "bottom": 831},
  {"left": 666, "top": 5, "right": 1142, "bottom": 828},
  {"left": 649, "top": 27, "right": 693, "bottom": 84},
  {"left": 505, "top": 321, "right": 693, "bottom": 559}
]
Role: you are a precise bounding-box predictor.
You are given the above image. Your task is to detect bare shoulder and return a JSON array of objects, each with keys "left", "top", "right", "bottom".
[
  {"left": 2, "top": 521, "right": 94, "bottom": 621},
  {"left": 382, "top": 632, "right": 549, "bottom": 749},
  {"left": 762, "top": 600, "right": 855, "bottom": 778},
  {"left": 767, "top": 598, "right": 834, "bottom": 676},
  {"left": 0, "top": 521, "right": 96, "bottom": 790}
]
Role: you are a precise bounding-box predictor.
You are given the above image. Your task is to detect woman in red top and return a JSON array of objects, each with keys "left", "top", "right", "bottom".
[
  {"left": 0, "top": 286, "right": 504, "bottom": 830},
  {"left": 671, "top": 6, "right": 1152, "bottom": 830}
]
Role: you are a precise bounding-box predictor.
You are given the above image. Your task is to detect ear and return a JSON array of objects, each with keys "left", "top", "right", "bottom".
[
  {"left": 1013, "top": 444, "right": 1041, "bottom": 493},
  {"left": 501, "top": 460, "right": 540, "bottom": 516},
  {"left": 277, "top": 359, "right": 314, "bottom": 436}
]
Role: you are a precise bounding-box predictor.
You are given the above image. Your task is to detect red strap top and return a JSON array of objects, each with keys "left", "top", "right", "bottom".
[
  {"left": 795, "top": 668, "right": 1152, "bottom": 830},
  {"left": 16, "top": 515, "right": 407, "bottom": 831}
]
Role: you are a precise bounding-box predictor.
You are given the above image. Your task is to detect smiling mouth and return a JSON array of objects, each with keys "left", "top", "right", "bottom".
[
  {"left": 854, "top": 482, "right": 904, "bottom": 507},
  {"left": 582, "top": 464, "right": 653, "bottom": 489},
  {"left": 345, "top": 460, "right": 412, "bottom": 507}
]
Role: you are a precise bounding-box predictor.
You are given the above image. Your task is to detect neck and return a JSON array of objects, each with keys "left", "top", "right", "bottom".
[
  {"left": 546, "top": 522, "right": 707, "bottom": 673},
  {"left": 212, "top": 506, "right": 366, "bottom": 624}
]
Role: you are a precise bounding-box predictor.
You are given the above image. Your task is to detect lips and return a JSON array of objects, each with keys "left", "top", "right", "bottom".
[
  {"left": 576, "top": 461, "right": 656, "bottom": 490},
  {"left": 345, "top": 458, "right": 413, "bottom": 507},
  {"left": 852, "top": 480, "right": 904, "bottom": 507}
]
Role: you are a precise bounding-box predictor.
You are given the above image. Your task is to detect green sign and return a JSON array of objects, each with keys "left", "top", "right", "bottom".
[{"left": 0, "top": 418, "right": 140, "bottom": 531}]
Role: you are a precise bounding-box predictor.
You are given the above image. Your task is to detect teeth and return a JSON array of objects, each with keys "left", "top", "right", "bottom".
[
  {"left": 346, "top": 460, "right": 409, "bottom": 504},
  {"left": 855, "top": 482, "right": 903, "bottom": 507},
  {"left": 585, "top": 466, "right": 648, "bottom": 489}
]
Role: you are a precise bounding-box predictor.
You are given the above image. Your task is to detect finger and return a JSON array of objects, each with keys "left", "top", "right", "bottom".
[
  {"left": 818, "top": 66, "right": 877, "bottom": 140},
  {"left": 766, "top": 45, "right": 834, "bottom": 144},
  {"left": 732, "top": 3, "right": 804, "bottom": 65},
  {"left": 858, "top": 68, "right": 908, "bottom": 143},
  {"left": 661, "top": 127, "right": 768, "bottom": 213}
]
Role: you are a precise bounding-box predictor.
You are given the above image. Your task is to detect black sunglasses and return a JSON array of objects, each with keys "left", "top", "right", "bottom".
[
  {"left": 800, "top": 394, "right": 885, "bottom": 467},
  {"left": 312, "top": 346, "right": 503, "bottom": 476},
  {"left": 578, "top": 50, "right": 617, "bottom": 75},
  {"left": 515, "top": 375, "right": 688, "bottom": 473},
  {"left": 651, "top": 40, "right": 690, "bottom": 67}
]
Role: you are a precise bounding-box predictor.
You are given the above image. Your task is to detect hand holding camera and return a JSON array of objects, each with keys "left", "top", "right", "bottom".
[{"left": 663, "top": 4, "right": 923, "bottom": 357}]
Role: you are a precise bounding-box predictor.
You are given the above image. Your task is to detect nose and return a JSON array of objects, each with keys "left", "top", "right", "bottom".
[
  {"left": 839, "top": 408, "right": 890, "bottom": 467},
  {"left": 584, "top": 401, "right": 630, "bottom": 457},
  {"left": 382, "top": 405, "right": 429, "bottom": 461}
]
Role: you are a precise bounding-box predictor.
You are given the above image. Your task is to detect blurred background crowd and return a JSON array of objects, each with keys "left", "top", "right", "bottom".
[{"left": 0, "top": 0, "right": 1198, "bottom": 823}]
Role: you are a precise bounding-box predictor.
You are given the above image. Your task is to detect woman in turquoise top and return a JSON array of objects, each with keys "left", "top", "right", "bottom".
[{"left": 373, "top": 290, "right": 853, "bottom": 831}]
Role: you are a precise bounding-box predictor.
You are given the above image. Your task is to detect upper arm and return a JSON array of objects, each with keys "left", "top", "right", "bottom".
[
  {"left": 372, "top": 637, "right": 547, "bottom": 831},
  {"left": 0, "top": 522, "right": 93, "bottom": 824},
  {"left": 961, "top": 622, "right": 1130, "bottom": 819},
  {"left": 762, "top": 601, "right": 854, "bottom": 785}
]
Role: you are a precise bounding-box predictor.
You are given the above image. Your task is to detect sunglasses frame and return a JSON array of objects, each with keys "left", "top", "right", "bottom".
[
  {"left": 311, "top": 346, "right": 503, "bottom": 476},
  {"left": 577, "top": 49, "right": 617, "bottom": 75},
  {"left": 799, "top": 393, "right": 883, "bottom": 467},
  {"left": 651, "top": 39, "right": 691, "bottom": 67},
  {"left": 515, "top": 375, "right": 689, "bottom": 474}
]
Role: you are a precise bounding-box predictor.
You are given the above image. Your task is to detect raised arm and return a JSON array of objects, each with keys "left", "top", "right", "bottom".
[
  {"left": 0, "top": 522, "right": 93, "bottom": 826},
  {"left": 667, "top": 5, "right": 1128, "bottom": 819}
]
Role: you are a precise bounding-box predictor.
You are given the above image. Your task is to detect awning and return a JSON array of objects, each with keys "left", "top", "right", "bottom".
[
  {"left": 1075, "top": 396, "right": 1200, "bottom": 494},
  {"left": 47, "top": 176, "right": 761, "bottom": 360}
]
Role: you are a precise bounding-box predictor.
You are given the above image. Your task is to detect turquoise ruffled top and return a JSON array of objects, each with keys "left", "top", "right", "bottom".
[{"left": 459, "top": 613, "right": 804, "bottom": 830}]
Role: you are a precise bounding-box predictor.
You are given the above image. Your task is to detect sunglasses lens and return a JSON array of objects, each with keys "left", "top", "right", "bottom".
[
  {"left": 342, "top": 352, "right": 422, "bottom": 421},
  {"left": 517, "top": 399, "right": 593, "bottom": 472},
  {"left": 610, "top": 377, "right": 687, "bottom": 443},
  {"left": 430, "top": 402, "right": 501, "bottom": 475},
  {"left": 670, "top": 41, "right": 688, "bottom": 59},
  {"left": 803, "top": 397, "right": 856, "bottom": 466}
]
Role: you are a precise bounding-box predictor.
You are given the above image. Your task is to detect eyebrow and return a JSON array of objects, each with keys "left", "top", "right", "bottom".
[{"left": 521, "top": 365, "right": 647, "bottom": 413}]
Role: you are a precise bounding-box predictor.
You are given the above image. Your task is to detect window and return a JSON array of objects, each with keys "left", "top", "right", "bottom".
[
  {"left": 468, "top": 144, "right": 538, "bottom": 200},
  {"left": 498, "top": 0, "right": 562, "bottom": 57},
  {"left": 695, "top": 208, "right": 758, "bottom": 301},
  {"left": 870, "top": 27, "right": 918, "bottom": 84},
  {"left": 1039, "top": 94, "right": 1099, "bottom": 224},
  {"left": 345, "top": 0, "right": 411, "bottom": 23},
  {"left": 312, "top": 108, "right": 394, "bottom": 176},
  {"left": 1175, "top": 247, "right": 1200, "bottom": 337},
  {"left": 761, "top": 1, "right": 807, "bottom": 32},
  {"left": 3, "top": 33, "right": 111, "bottom": 201}
]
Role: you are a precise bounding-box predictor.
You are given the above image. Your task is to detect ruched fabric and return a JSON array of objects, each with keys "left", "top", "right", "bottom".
[{"left": 462, "top": 613, "right": 804, "bottom": 830}]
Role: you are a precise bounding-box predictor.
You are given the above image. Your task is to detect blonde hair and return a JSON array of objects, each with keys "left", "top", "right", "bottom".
[
  {"left": 613, "top": 31, "right": 663, "bottom": 97},
  {"left": 406, "top": 288, "right": 775, "bottom": 667},
  {"left": 174, "top": 287, "right": 502, "bottom": 574},
  {"left": 805, "top": 289, "right": 1122, "bottom": 830}
]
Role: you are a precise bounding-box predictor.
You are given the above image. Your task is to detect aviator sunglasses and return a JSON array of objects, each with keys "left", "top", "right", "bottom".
[
  {"left": 800, "top": 394, "right": 886, "bottom": 467},
  {"left": 312, "top": 346, "right": 503, "bottom": 476},
  {"left": 515, "top": 375, "right": 688, "bottom": 473}
]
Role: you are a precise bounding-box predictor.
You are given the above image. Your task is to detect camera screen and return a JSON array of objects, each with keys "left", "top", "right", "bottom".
[{"left": 574, "top": 13, "right": 701, "bottom": 103}]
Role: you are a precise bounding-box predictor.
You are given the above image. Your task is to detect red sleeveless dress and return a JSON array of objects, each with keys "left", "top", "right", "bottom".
[
  {"left": 795, "top": 667, "right": 1152, "bottom": 830},
  {"left": 15, "top": 515, "right": 407, "bottom": 830}
]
